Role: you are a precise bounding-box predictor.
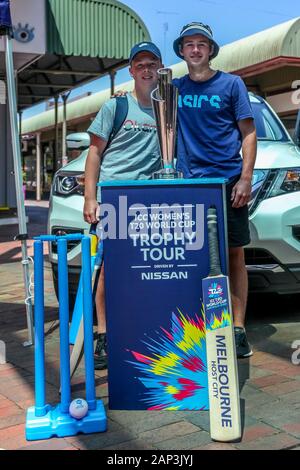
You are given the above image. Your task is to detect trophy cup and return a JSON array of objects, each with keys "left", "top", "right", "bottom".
[{"left": 151, "top": 68, "right": 182, "bottom": 179}]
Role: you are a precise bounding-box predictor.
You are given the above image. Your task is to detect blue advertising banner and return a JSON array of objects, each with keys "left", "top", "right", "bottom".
[
  {"left": 0, "top": 0, "right": 12, "bottom": 34},
  {"left": 100, "top": 179, "right": 227, "bottom": 410}
]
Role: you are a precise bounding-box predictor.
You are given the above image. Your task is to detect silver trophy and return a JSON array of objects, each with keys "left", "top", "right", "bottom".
[{"left": 151, "top": 68, "right": 182, "bottom": 179}]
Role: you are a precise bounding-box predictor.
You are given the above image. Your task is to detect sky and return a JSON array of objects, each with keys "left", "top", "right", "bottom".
[{"left": 23, "top": 0, "right": 299, "bottom": 119}]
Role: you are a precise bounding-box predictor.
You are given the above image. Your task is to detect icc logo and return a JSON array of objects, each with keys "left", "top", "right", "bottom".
[{"left": 208, "top": 282, "right": 223, "bottom": 298}]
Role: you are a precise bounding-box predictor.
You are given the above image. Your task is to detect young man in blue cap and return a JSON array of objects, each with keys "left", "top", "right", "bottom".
[
  {"left": 83, "top": 42, "right": 163, "bottom": 369},
  {"left": 173, "top": 23, "right": 257, "bottom": 358}
]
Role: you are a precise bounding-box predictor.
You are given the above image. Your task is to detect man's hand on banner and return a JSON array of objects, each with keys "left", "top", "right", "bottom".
[{"left": 83, "top": 199, "right": 99, "bottom": 224}]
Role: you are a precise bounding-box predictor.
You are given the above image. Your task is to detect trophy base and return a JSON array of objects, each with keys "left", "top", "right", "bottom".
[{"left": 152, "top": 168, "right": 183, "bottom": 180}]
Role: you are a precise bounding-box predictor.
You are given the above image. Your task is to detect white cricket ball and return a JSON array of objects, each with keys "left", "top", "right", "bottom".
[{"left": 69, "top": 398, "right": 88, "bottom": 419}]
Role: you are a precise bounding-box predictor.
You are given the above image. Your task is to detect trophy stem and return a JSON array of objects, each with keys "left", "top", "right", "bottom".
[{"left": 151, "top": 68, "right": 182, "bottom": 179}]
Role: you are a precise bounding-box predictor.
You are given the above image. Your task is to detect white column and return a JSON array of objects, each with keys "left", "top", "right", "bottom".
[
  {"left": 36, "top": 132, "right": 41, "bottom": 201},
  {"left": 61, "top": 92, "right": 71, "bottom": 166},
  {"left": 110, "top": 70, "right": 116, "bottom": 96}
]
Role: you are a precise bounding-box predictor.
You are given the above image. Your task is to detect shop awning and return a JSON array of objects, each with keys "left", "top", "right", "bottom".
[{"left": 18, "top": 0, "right": 150, "bottom": 109}]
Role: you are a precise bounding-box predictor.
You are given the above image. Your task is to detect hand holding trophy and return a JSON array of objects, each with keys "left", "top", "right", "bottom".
[{"left": 151, "top": 68, "right": 182, "bottom": 179}]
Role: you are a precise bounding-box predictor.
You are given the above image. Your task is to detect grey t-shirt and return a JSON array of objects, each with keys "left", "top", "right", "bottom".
[{"left": 87, "top": 93, "right": 161, "bottom": 201}]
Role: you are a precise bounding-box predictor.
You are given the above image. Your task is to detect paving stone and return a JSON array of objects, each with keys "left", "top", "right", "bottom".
[
  {"left": 0, "top": 404, "right": 23, "bottom": 419},
  {"left": 233, "top": 432, "right": 300, "bottom": 450},
  {"left": 247, "top": 402, "right": 300, "bottom": 428},
  {"left": 264, "top": 362, "right": 300, "bottom": 375},
  {"left": 0, "top": 375, "right": 35, "bottom": 389},
  {"left": 0, "top": 413, "right": 25, "bottom": 430},
  {"left": 108, "top": 410, "right": 187, "bottom": 434},
  {"left": 0, "top": 424, "right": 29, "bottom": 449},
  {"left": 240, "top": 386, "right": 278, "bottom": 410},
  {"left": 250, "top": 374, "right": 291, "bottom": 389},
  {"left": 59, "top": 446, "right": 79, "bottom": 450},
  {"left": 103, "top": 438, "right": 157, "bottom": 450},
  {"left": 18, "top": 437, "right": 72, "bottom": 451},
  {"left": 279, "top": 370, "right": 300, "bottom": 379},
  {"left": 242, "top": 415, "right": 264, "bottom": 427},
  {"left": 0, "top": 385, "right": 35, "bottom": 402},
  {"left": 249, "top": 352, "right": 276, "bottom": 366},
  {"left": 138, "top": 420, "right": 200, "bottom": 443},
  {"left": 95, "top": 383, "right": 109, "bottom": 399},
  {"left": 171, "top": 410, "right": 262, "bottom": 436},
  {"left": 94, "top": 369, "right": 108, "bottom": 379},
  {"left": 280, "top": 391, "right": 300, "bottom": 405},
  {"left": 0, "top": 368, "right": 32, "bottom": 379},
  {"left": 0, "top": 398, "right": 16, "bottom": 410},
  {"left": 198, "top": 442, "right": 237, "bottom": 450},
  {"left": 105, "top": 418, "right": 125, "bottom": 432},
  {"left": 248, "top": 367, "right": 277, "bottom": 380},
  {"left": 181, "top": 410, "right": 210, "bottom": 432},
  {"left": 282, "top": 423, "right": 300, "bottom": 438},
  {"left": 0, "top": 363, "right": 15, "bottom": 372},
  {"left": 16, "top": 399, "right": 37, "bottom": 410},
  {"left": 156, "top": 430, "right": 211, "bottom": 450},
  {"left": 241, "top": 423, "right": 278, "bottom": 442},
  {"left": 65, "top": 429, "right": 137, "bottom": 450},
  {"left": 261, "top": 380, "right": 300, "bottom": 396}
]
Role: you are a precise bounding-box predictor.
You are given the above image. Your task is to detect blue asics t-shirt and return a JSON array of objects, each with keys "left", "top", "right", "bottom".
[{"left": 173, "top": 71, "right": 254, "bottom": 179}]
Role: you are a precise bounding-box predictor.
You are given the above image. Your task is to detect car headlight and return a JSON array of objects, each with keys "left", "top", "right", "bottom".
[
  {"left": 53, "top": 171, "right": 85, "bottom": 197},
  {"left": 267, "top": 168, "right": 300, "bottom": 198}
]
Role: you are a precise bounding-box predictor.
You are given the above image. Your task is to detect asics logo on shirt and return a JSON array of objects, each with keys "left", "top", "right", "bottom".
[
  {"left": 178, "top": 94, "right": 221, "bottom": 109},
  {"left": 123, "top": 119, "right": 157, "bottom": 133}
]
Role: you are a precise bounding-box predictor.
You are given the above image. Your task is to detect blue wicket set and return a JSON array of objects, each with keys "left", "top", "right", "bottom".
[{"left": 25, "top": 234, "right": 107, "bottom": 441}]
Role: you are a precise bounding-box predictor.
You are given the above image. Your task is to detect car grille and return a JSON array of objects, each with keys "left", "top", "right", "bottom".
[
  {"left": 244, "top": 248, "right": 279, "bottom": 266},
  {"left": 249, "top": 169, "right": 278, "bottom": 216},
  {"left": 292, "top": 226, "right": 300, "bottom": 243},
  {"left": 51, "top": 227, "right": 84, "bottom": 254}
]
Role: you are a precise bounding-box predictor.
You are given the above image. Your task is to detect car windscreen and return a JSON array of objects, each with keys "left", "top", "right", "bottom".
[{"left": 251, "top": 102, "right": 289, "bottom": 142}]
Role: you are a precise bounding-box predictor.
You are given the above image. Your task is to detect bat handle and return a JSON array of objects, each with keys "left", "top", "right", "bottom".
[{"left": 207, "top": 207, "right": 222, "bottom": 277}]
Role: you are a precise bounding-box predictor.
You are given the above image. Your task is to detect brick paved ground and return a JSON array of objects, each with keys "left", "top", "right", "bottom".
[{"left": 1, "top": 201, "right": 300, "bottom": 450}]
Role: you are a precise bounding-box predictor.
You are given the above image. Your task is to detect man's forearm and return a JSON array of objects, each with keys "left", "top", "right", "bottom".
[
  {"left": 241, "top": 129, "right": 257, "bottom": 182},
  {"left": 84, "top": 147, "right": 101, "bottom": 200}
]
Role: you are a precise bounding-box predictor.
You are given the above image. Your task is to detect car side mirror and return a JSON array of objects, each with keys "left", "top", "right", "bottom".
[
  {"left": 66, "top": 132, "right": 90, "bottom": 150},
  {"left": 293, "top": 109, "right": 300, "bottom": 147}
]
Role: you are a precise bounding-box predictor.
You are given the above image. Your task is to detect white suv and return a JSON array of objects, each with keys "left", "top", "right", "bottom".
[{"left": 48, "top": 95, "right": 300, "bottom": 301}]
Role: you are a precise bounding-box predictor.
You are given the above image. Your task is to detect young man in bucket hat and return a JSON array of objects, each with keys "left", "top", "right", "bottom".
[
  {"left": 83, "top": 42, "right": 163, "bottom": 369},
  {"left": 173, "top": 22, "right": 257, "bottom": 358}
]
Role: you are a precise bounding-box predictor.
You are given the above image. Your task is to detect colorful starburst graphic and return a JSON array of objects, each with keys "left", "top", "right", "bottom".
[
  {"left": 126, "top": 309, "right": 209, "bottom": 410},
  {"left": 205, "top": 309, "right": 231, "bottom": 331}
]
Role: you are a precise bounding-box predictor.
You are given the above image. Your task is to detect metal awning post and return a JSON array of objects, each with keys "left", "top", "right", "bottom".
[
  {"left": 18, "top": 110, "right": 26, "bottom": 176},
  {"left": 4, "top": 34, "right": 34, "bottom": 346}
]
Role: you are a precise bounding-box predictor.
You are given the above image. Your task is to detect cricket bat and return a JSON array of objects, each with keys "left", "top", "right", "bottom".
[
  {"left": 202, "top": 206, "right": 241, "bottom": 442},
  {"left": 69, "top": 235, "right": 104, "bottom": 379}
]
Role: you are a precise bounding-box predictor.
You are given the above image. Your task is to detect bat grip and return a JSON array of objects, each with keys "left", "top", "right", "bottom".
[{"left": 207, "top": 207, "right": 222, "bottom": 276}]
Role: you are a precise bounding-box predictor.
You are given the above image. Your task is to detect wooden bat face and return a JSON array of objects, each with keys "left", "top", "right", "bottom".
[{"left": 202, "top": 274, "right": 241, "bottom": 442}]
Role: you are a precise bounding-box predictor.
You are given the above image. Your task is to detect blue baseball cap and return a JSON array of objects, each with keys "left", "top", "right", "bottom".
[
  {"left": 129, "top": 42, "right": 162, "bottom": 64},
  {"left": 173, "top": 22, "right": 219, "bottom": 59}
]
